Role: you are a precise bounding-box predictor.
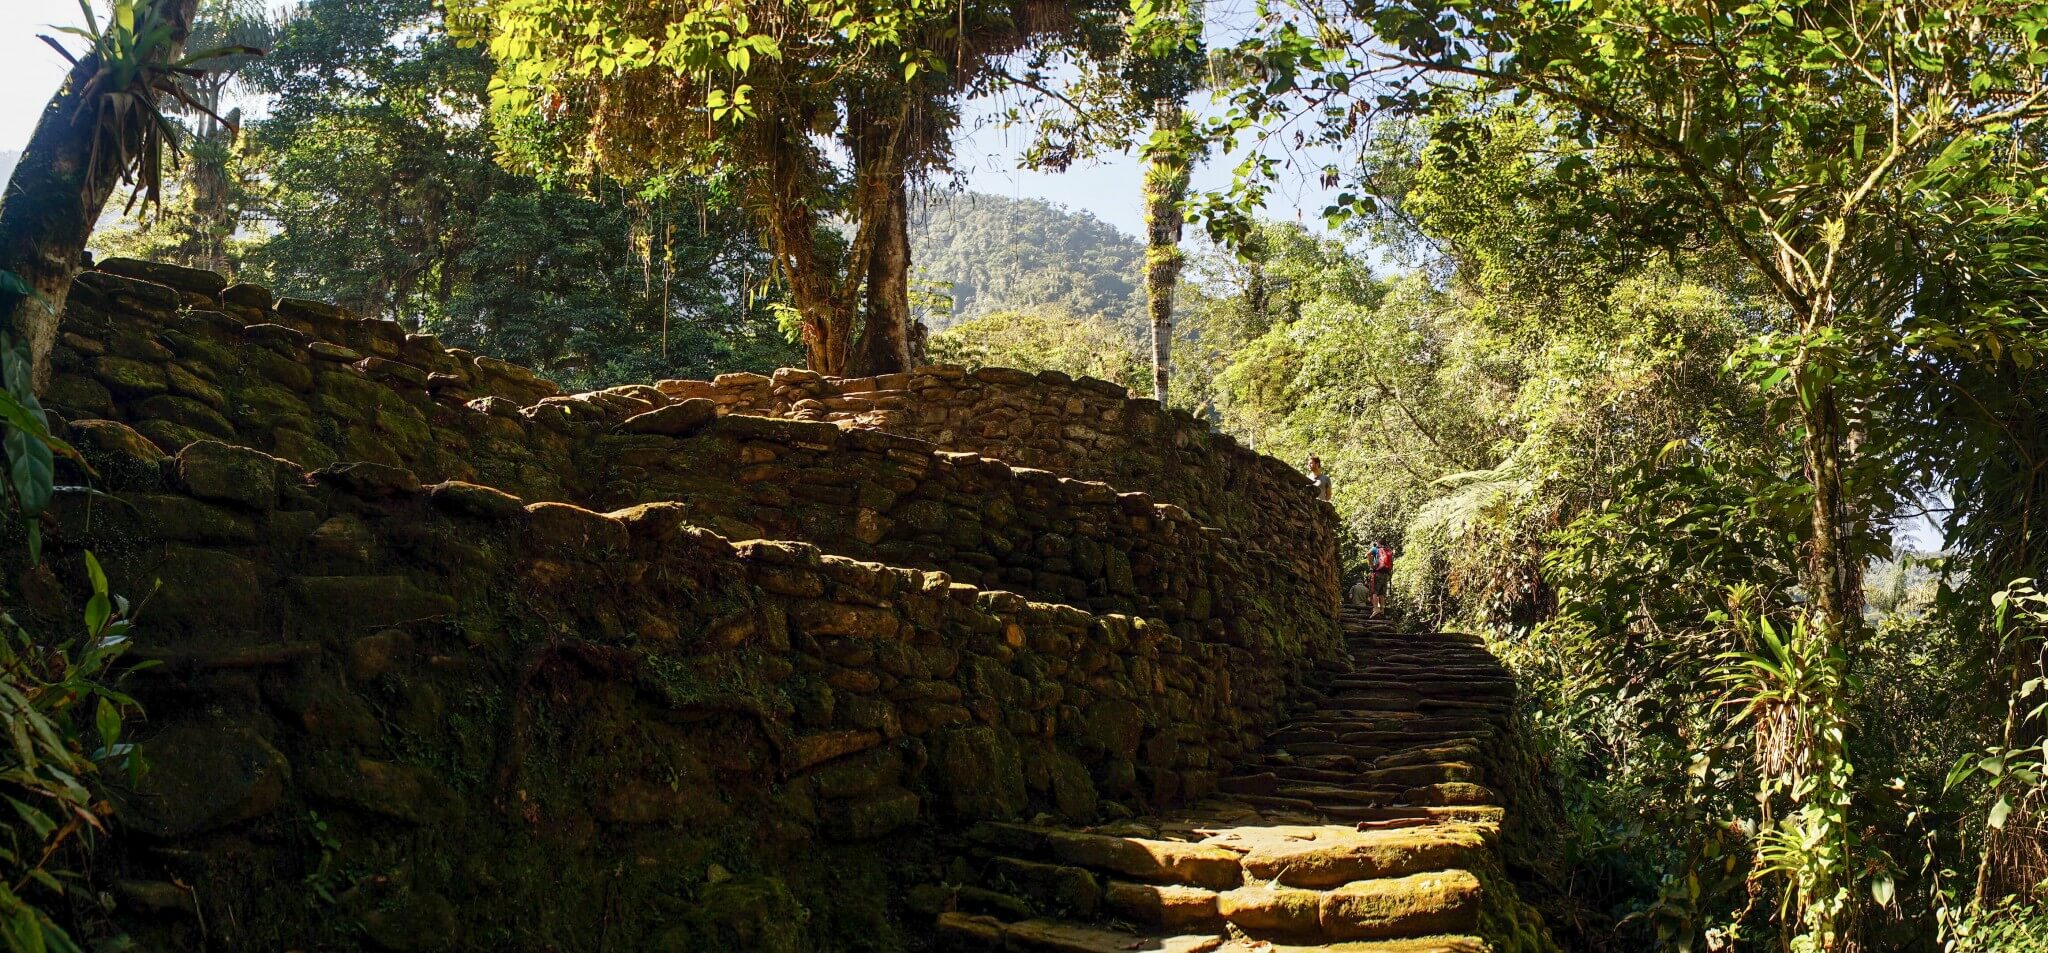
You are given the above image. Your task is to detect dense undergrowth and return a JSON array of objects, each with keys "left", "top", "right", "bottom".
[
  {"left": 940, "top": 92, "right": 2048, "bottom": 953},
  {"left": 0, "top": 304, "right": 144, "bottom": 952}
]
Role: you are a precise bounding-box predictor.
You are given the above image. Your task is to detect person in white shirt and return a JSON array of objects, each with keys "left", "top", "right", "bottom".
[{"left": 1307, "top": 455, "right": 1332, "bottom": 501}]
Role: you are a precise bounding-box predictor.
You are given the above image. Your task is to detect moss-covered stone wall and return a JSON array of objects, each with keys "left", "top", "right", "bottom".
[
  {"left": 4, "top": 257, "right": 1347, "bottom": 950},
  {"left": 656, "top": 366, "right": 1339, "bottom": 603}
]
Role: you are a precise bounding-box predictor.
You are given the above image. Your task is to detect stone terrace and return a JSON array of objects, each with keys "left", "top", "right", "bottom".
[{"left": 12, "top": 257, "right": 1368, "bottom": 950}]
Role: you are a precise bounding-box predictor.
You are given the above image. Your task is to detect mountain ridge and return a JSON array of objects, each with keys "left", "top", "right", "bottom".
[{"left": 909, "top": 190, "right": 1146, "bottom": 335}]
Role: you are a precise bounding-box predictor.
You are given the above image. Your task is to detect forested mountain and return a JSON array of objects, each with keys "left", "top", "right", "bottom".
[{"left": 908, "top": 191, "right": 1144, "bottom": 332}]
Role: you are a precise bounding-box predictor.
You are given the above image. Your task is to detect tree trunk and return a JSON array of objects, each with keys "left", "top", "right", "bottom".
[
  {"left": 852, "top": 175, "right": 912, "bottom": 376},
  {"left": 843, "top": 93, "right": 912, "bottom": 378},
  {"left": 1800, "top": 372, "right": 1862, "bottom": 638},
  {"left": 752, "top": 124, "right": 849, "bottom": 376},
  {"left": 1141, "top": 102, "right": 1191, "bottom": 404},
  {"left": 0, "top": 0, "right": 201, "bottom": 391}
]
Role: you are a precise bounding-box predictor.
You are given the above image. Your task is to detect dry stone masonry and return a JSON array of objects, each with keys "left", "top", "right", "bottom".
[
  {"left": 925, "top": 608, "right": 1561, "bottom": 952},
  {"left": 1, "top": 256, "right": 1554, "bottom": 951}
]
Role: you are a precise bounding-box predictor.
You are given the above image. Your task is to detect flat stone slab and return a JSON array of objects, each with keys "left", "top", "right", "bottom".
[
  {"left": 1200, "top": 824, "right": 1493, "bottom": 888},
  {"left": 937, "top": 913, "right": 1224, "bottom": 952},
  {"left": 1319, "top": 870, "right": 1484, "bottom": 941},
  {"left": 971, "top": 822, "right": 1246, "bottom": 889},
  {"left": 1214, "top": 937, "right": 1488, "bottom": 953}
]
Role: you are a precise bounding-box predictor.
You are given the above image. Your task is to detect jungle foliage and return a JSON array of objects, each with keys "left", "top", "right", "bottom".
[
  {"left": 1113, "top": 2, "right": 2048, "bottom": 950},
  {"left": 95, "top": 0, "right": 800, "bottom": 389},
  {"left": 20, "top": 0, "right": 2048, "bottom": 950},
  {"left": 0, "top": 291, "right": 144, "bottom": 953}
]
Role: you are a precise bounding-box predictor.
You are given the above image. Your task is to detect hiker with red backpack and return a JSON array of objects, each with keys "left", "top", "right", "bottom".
[{"left": 1365, "top": 541, "right": 1396, "bottom": 618}]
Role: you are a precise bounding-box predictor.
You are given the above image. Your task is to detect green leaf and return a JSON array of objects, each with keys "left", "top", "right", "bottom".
[
  {"left": 94, "top": 697, "right": 119, "bottom": 753},
  {"left": 1990, "top": 796, "right": 2013, "bottom": 829},
  {"left": 5, "top": 799, "right": 54, "bottom": 842},
  {"left": 3, "top": 425, "right": 54, "bottom": 518}
]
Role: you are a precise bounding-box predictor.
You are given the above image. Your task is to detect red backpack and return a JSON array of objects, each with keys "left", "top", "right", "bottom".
[{"left": 1372, "top": 547, "right": 1394, "bottom": 572}]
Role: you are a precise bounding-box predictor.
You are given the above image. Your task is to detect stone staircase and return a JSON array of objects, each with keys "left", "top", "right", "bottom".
[{"left": 924, "top": 607, "right": 1557, "bottom": 952}]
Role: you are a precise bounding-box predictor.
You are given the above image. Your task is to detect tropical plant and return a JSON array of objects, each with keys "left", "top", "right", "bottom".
[
  {"left": 1717, "top": 611, "right": 1867, "bottom": 951},
  {"left": 0, "top": 272, "right": 146, "bottom": 953},
  {"left": 0, "top": 554, "right": 147, "bottom": 953},
  {"left": 96, "top": 0, "right": 277, "bottom": 275},
  {"left": 1940, "top": 581, "right": 2048, "bottom": 930},
  {"left": 0, "top": 311, "right": 82, "bottom": 564},
  {"left": 0, "top": 0, "right": 256, "bottom": 388}
]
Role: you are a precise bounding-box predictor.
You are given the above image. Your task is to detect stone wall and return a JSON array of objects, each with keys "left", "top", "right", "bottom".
[
  {"left": 655, "top": 366, "right": 1339, "bottom": 599},
  {"left": 11, "top": 257, "right": 1345, "bottom": 951}
]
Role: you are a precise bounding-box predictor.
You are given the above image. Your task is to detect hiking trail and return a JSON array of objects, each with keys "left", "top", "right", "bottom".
[{"left": 927, "top": 606, "right": 1558, "bottom": 952}]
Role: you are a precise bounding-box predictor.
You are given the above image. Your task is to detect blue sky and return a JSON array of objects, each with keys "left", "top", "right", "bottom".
[{"left": 0, "top": 1, "right": 81, "bottom": 158}]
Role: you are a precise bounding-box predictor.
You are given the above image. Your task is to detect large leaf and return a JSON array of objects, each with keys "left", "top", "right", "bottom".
[{"left": 1, "top": 426, "right": 53, "bottom": 518}]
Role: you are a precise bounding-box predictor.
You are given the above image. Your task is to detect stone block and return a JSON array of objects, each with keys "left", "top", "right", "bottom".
[
  {"left": 929, "top": 725, "right": 1027, "bottom": 820},
  {"left": 618, "top": 397, "right": 717, "bottom": 436},
  {"left": 290, "top": 575, "right": 457, "bottom": 631},
  {"left": 822, "top": 786, "right": 921, "bottom": 841},
  {"left": 120, "top": 716, "right": 289, "bottom": 838},
  {"left": 176, "top": 440, "right": 279, "bottom": 509}
]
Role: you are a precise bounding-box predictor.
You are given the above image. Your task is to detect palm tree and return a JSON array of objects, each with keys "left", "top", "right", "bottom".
[
  {"left": 1140, "top": 101, "right": 1194, "bottom": 402},
  {"left": 1131, "top": 0, "right": 1204, "bottom": 403}
]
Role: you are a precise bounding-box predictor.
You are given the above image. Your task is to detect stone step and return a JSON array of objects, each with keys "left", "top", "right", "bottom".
[
  {"left": 1270, "top": 764, "right": 1383, "bottom": 786},
  {"left": 1351, "top": 652, "right": 1498, "bottom": 668},
  {"left": 935, "top": 912, "right": 1223, "bottom": 952},
  {"left": 1349, "top": 672, "right": 1507, "bottom": 685},
  {"left": 1325, "top": 687, "right": 1512, "bottom": 703},
  {"left": 1270, "top": 734, "right": 1489, "bottom": 762},
  {"left": 1374, "top": 745, "right": 1487, "bottom": 770},
  {"left": 1261, "top": 752, "right": 1365, "bottom": 773},
  {"left": 969, "top": 822, "right": 1244, "bottom": 890},
  {"left": 980, "top": 855, "right": 1106, "bottom": 918},
  {"left": 1271, "top": 732, "right": 1468, "bottom": 754},
  {"left": 1349, "top": 656, "right": 1502, "bottom": 668},
  {"left": 1285, "top": 713, "right": 1495, "bottom": 733},
  {"left": 1351, "top": 643, "right": 1499, "bottom": 655},
  {"left": 1275, "top": 733, "right": 1483, "bottom": 756},
  {"left": 1212, "top": 869, "right": 1484, "bottom": 942},
  {"left": 930, "top": 615, "right": 1545, "bottom": 951},
  {"left": 1265, "top": 761, "right": 1483, "bottom": 790},
  {"left": 1313, "top": 804, "right": 1507, "bottom": 826},
  {"left": 1318, "top": 692, "right": 1423, "bottom": 712},
  {"left": 1214, "top": 935, "right": 1490, "bottom": 952},
  {"left": 1200, "top": 824, "right": 1493, "bottom": 888},
  {"left": 1307, "top": 714, "right": 1496, "bottom": 732},
  {"left": 1337, "top": 659, "right": 1506, "bottom": 672},
  {"left": 1398, "top": 782, "right": 1500, "bottom": 807},
  {"left": 1328, "top": 678, "right": 1513, "bottom": 694},
  {"left": 1326, "top": 731, "right": 1477, "bottom": 750},
  {"left": 1216, "top": 791, "right": 1324, "bottom": 813},
  {"left": 1275, "top": 783, "right": 1401, "bottom": 807},
  {"left": 1271, "top": 741, "right": 1409, "bottom": 760},
  {"left": 1325, "top": 702, "right": 1507, "bottom": 720}
]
